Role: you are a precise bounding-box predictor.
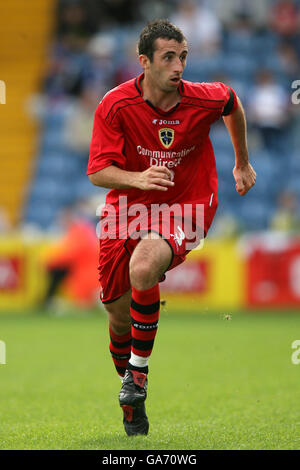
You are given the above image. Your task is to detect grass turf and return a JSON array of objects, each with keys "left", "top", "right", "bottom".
[{"left": 0, "top": 309, "right": 300, "bottom": 450}]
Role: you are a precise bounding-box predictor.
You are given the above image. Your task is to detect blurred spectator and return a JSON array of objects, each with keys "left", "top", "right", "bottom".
[
  {"left": 138, "top": 0, "right": 174, "bottom": 22},
  {"left": 170, "top": 0, "right": 221, "bottom": 56},
  {"left": 99, "top": 0, "right": 142, "bottom": 27},
  {"left": 274, "top": 42, "right": 300, "bottom": 81},
  {"left": 56, "top": 1, "right": 97, "bottom": 47},
  {"left": 43, "top": 43, "right": 88, "bottom": 98},
  {"left": 269, "top": 0, "right": 300, "bottom": 38},
  {"left": 247, "top": 69, "right": 291, "bottom": 154},
  {"left": 210, "top": 0, "right": 269, "bottom": 29},
  {"left": 41, "top": 202, "right": 99, "bottom": 310},
  {"left": 114, "top": 39, "right": 142, "bottom": 85},
  {"left": 224, "top": 12, "right": 256, "bottom": 55},
  {"left": 84, "top": 34, "right": 116, "bottom": 90},
  {"left": 64, "top": 86, "right": 102, "bottom": 157},
  {"left": 210, "top": 212, "right": 241, "bottom": 238},
  {"left": 270, "top": 191, "right": 300, "bottom": 232}
]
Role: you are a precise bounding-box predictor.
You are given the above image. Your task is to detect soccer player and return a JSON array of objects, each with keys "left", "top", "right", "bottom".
[{"left": 87, "top": 19, "right": 256, "bottom": 436}]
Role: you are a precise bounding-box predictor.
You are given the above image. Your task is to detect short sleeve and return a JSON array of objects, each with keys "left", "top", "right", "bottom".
[
  {"left": 220, "top": 84, "right": 238, "bottom": 116},
  {"left": 197, "top": 81, "right": 239, "bottom": 121},
  {"left": 87, "top": 103, "right": 126, "bottom": 175}
]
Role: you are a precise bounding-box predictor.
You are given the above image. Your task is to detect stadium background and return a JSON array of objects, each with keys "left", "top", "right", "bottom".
[
  {"left": 1, "top": 0, "right": 300, "bottom": 452},
  {"left": 1, "top": 0, "right": 300, "bottom": 311}
]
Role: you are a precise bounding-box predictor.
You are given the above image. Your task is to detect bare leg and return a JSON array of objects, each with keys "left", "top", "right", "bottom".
[
  {"left": 129, "top": 233, "right": 172, "bottom": 290},
  {"left": 104, "top": 290, "right": 132, "bottom": 377},
  {"left": 104, "top": 289, "right": 132, "bottom": 336}
]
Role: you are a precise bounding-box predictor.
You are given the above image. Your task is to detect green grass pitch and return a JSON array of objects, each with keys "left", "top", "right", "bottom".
[{"left": 0, "top": 309, "right": 300, "bottom": 450}]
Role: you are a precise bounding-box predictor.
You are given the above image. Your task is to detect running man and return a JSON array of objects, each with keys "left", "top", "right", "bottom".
[{"left": 87, "top": 19, "right": 256, "bottom": 436}]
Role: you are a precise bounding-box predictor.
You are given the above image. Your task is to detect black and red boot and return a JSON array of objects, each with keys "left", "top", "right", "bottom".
[{"left": 119, "top": 369, "right": 149, "bottom": 436}]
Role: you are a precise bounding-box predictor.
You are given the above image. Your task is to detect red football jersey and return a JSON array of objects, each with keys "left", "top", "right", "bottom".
[{"left": 87, "top": 73, "right": 238, "bottom": 232}]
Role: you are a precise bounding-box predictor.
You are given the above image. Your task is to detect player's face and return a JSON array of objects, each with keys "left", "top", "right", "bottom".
[{"left": 144, "top": 38, "right": 188, "bottom": 93}]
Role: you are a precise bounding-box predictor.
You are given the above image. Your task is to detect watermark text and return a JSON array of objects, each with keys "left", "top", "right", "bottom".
[
  {"left": 0, "top": 80, "right": 6, "bottom": 104},
  {"left": 96, "top": 196, "right": 205, "bottom": 251},
  {"left": 0, "top": 340, "right": 6, "bottom": 365},
  {"left": 291, "top": 340, "right": 300, "bottom": 365},
  {"left": 291, "top": 80, "right": 300, "bottom": 104}
]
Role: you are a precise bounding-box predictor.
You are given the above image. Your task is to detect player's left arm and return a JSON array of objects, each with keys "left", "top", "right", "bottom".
[{"left": 222, "top": 96, "right": 256, "bottom": 196}]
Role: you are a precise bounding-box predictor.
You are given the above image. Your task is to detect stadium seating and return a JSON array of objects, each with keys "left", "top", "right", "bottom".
[
  {"left": 23, "top": 12, "right": 300, "bottom": 232},
  {"left": 0, "top": 0, "right": 56, "bottom": 226}
]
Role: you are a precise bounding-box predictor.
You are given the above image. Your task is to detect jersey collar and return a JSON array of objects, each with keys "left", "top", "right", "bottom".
[{"left": 134, "top": 73, "right": 184, "bottom": 115}]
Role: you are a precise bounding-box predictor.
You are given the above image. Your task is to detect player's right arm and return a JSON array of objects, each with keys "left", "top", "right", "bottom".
[
  {"left": 89, "top": 165, "right": 174, "bottom": 192},
  {"left": 222, "top": 96, "right": 256, "bottom": 196},
  {"left": 87, "top": 100, "right": 174, "bottom": 191}
]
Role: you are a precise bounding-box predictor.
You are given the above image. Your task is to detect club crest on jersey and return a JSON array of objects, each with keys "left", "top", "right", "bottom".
[{"left": 159, "top": 128, "right": 174, "bottom": 149}]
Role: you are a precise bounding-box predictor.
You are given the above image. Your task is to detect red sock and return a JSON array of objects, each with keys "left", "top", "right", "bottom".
[
  {"left": 129, "top": 284, "right": 160, "bottom": 373},
  {"left": 109, "top": 325, "right": 131, "bottom": 377}
]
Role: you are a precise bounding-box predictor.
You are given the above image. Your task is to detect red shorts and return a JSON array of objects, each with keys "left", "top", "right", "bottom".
[{"left": 98, "top": 204, "right": 217, "bottom": 304}]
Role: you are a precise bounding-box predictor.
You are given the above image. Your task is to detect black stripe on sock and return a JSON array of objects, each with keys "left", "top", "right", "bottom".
[
  {"left": 110, "top": 351, "right": 131, "bottom": 361},
  {"left": 131, "top": 319, "right": 158, "bottom": 331},
  {"left": 131, "top": 338, "right": 154, "bottom": 351},
  {"left": 131, "top": 299, "right": 160, "bottom": 315},
  {"left": 110, "top": 338, "right": 132, "bottom": 349},
  {"left": 127, "top": 362, "right": 148, "bottom": 374},
  {"left": 116, "top": 365, "right": 126, "bottom": 376}
]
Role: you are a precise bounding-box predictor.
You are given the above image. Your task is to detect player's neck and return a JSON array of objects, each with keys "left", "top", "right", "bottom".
[{"left": 141, "top": 75, "right": 181, "bottom": 112}]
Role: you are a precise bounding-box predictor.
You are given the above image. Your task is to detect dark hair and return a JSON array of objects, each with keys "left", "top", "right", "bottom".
[{"left": 138, "top": 19, "right": 186, "bottom": 62}]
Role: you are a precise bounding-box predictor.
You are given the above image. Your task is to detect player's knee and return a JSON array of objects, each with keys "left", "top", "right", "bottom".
[
  {"left": 105, "top": 306, "right": 131, "bottom": 335},
  {"left": 109, "top": 319, "right": 130, "bottom": 336},
  {"left": 129, "top": 257, "right": 158, "bottom": 289}
]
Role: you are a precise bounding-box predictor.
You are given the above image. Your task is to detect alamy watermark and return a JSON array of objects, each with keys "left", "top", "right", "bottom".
[
  {"left": 96, "top": 196, "right": 206, "bottom": 251},
  {"left": 0, "top": 80, "right": 6, "bottom": 104},
  {"left": 291, "top": 340, "right": 300, "bottom": 365},
  {"left": 291, "top": 80, "right": 300, "bottom": 104},
  {"left": 0, "top": 340, "right": 6, "bottom": 365}
]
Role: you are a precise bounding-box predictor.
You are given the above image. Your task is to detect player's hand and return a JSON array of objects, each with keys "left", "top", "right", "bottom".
[
  {"left": 135, "top": 166, "right": 175, "bottom": 191},
  {"left": 233, "top": 163, "right": 256, "bottom": 196}
]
